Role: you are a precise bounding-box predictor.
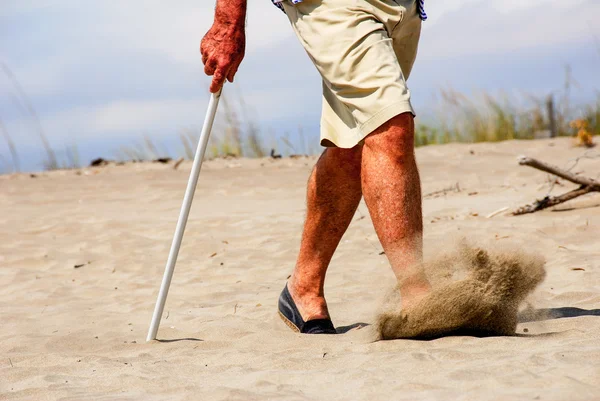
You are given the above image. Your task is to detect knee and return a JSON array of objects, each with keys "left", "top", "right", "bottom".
[{"left": 363, "top": 112, "right": 415, "bottom": 161}]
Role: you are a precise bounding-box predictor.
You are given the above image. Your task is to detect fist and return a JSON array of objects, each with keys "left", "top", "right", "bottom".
[{"left": 200, "top": 22, "right": 246, "bottom": 93}]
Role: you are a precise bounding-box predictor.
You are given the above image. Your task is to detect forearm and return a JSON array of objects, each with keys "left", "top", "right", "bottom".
[{"left": 214, "top": 0, "right": 247, "bottom": 27}]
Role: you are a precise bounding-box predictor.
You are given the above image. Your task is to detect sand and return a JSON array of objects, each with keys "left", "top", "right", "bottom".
[
  {"left": 1, "top": 137, "right": 600, "bottom": 400},
  {"left": 377, "top": 242, "right": 547, "bottom": 339}
]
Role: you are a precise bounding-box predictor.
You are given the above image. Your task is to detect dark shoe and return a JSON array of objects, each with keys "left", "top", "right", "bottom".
[{"left": 278, "top": 284, "right": 336, "bottom": 334}]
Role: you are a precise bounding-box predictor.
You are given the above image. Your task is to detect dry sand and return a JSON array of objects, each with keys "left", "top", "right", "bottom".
[
  {"left": 1, "top": 137, "right": 600, "bottom": 400},
  {"left": 377, "top": 242, "right": 547, "bottom": 340}
]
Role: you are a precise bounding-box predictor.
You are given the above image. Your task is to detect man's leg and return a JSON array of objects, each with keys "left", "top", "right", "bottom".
[
  {"left": 362, "top": 112, "right": 430, "bottom": 309},
  {"left": 288, "top": 146, "right": 363, "bottom": 320}
]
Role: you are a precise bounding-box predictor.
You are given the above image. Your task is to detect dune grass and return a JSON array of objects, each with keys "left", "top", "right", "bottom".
[
  {"left": 1, "top": 62, "right": 59, "bottom": 171},
  {"left": 1, "top": 60, "right": 598, "bottom": 173},
  {"left": 0, "top": 117, "right": 20, "bottom": 173},
  {"left": 108, "top": 90, "right": 270, "bottom": 164},
  {"left": 415, "top": 89, "right": 600, "bottom": 147}
]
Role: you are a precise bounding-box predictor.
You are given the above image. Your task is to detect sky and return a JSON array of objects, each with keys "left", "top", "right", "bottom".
[{"left": 1, "top": 0, "right": 599, "bottom": 172}]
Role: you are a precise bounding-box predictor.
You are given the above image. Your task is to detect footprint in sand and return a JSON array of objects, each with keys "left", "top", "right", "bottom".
[{"left": 376, "top": 243, "right": 547, "bottom": 340}]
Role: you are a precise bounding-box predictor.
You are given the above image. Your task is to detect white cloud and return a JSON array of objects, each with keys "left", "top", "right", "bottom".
[
  {"left": 80, "top": 1, "right": 292, "bottom": 65},
  {"left": 423, "top": 0, "right": 589, "bottom": 24},
  {"left": 3, "top": 98, "right": 206, "bottom": 146},
  {"left": 1, "top": 1, "right": 293, "bottom": 98},
  {"left": 5, "top": 79, "right": 320, "bottom": 148},
  {"left": 420, "top": 0, "right": 600, "bottom": 60}
]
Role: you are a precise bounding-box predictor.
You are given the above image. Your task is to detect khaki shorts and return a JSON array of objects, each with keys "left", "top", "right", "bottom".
[{"left": 282, "top": 0, "right": 421, "bottom": 148}]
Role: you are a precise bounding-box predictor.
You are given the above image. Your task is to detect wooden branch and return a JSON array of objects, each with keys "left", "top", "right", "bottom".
[
  {"left": 512, "top": 186, "right": 594, "bottom": 215},
  {"left": 513, "top": 155, "right": 600, "bottom": 215},
  {"left": 518, "top": 156, "right": 600, "bottom": 189}
]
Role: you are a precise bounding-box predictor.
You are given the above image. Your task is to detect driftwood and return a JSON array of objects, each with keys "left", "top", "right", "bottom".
[{"left": 512, "top": 156, "right": 600, "bottom": 215}]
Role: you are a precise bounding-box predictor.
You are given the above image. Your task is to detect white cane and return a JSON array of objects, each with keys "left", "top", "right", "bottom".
[{"left": 147, "top": 89, "right": 222, "bottom": 342}]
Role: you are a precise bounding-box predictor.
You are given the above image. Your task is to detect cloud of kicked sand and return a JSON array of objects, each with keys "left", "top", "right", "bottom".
[{"left": 376, "top": 240, "right": 546, "bottom": 340}]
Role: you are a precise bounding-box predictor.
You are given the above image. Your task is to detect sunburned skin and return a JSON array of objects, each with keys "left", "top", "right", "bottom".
[
  {"left": 200, "top": 0, "right": 247, "bottom": 93},
  {"left": 288, "top": 112, "right": 432, "bottom": 322},
  {"left": 360, "top": 113, "right": 430, "bottom": 309}
]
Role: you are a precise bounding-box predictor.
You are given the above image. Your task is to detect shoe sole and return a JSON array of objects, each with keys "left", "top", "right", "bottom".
[{"left": 278, "top": 311, "right": 301, "bottom": 333}]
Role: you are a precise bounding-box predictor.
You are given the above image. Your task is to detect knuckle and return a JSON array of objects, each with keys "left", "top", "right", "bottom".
[{"left": 217, "top": 57, "right": 231, "bottom": 68}]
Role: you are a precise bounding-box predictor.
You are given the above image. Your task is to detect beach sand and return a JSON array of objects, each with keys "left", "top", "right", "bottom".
[{"left": 2, "top": 137, "right": 599, "bottom": 400}]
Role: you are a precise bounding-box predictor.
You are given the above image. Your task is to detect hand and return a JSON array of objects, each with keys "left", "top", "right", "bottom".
[{"left": 200, "top": 21, "right": 245, "bottom": 93}]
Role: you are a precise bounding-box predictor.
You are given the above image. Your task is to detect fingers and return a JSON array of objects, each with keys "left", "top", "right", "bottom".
[
  {"left": 204, "top": 59, "right": 217, "bottom": 76},
  {"left": 201, "top": 41, "right": 240, "bottom": 92},
  {"left": 210, "top": 66, "right": 229, "bottom": 93},
  {"left": 226, "top": 65, "right": 238, "bottom": 83},
  {"left": 203, "top": 53, "right": 229, "bottom": 92}
]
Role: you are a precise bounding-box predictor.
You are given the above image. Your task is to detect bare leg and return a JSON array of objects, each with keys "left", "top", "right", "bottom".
[
  {"left": 288, "top": 147, "right": 363, "bottom": 320},
  {"left": 362, "top": 112, "right": 430, "bottom": 309}
]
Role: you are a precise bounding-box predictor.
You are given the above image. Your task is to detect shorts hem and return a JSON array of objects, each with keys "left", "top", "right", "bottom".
[
  {"left": 359, "top": 99, "right": 415, "bottom": 137},
  {"left": 319, "top": 100, "right": 415, "bottom": 148}
]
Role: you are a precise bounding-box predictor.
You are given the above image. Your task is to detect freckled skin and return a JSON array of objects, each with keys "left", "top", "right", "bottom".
[
  {"left": 202, "top": 1, "right": 431, "bottom": 321},
  {"left": 200, "top": 0, "right": 246, "bottom": 93},
  {"left": 361, "top": 113, "right": 430, "bottom": 306},
  {"left": 288, "top": 113, "right": 430, "bottom": 320}
]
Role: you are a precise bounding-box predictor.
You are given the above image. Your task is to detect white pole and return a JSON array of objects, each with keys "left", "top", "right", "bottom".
[{"left": 147, "top": 90, "right": 222, "bottom": 342}]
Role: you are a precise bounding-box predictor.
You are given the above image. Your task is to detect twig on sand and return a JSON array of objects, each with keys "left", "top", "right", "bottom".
[
  {"left": 173, "top": 157, "right": 184, "bottom": 170},
  {"left": 424, "top": 182, "right": 461, "bottom": 199},
  {"left": 486, "top": 206, "right": 509, "bottom": 219},
  {"left": 513, "top": 156, "right": 600, "bottom": 215}
]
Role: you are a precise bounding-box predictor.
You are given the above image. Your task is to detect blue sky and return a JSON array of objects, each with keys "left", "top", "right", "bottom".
[{"left": 1, "top": 0, "right": 599, "bottom": 172}]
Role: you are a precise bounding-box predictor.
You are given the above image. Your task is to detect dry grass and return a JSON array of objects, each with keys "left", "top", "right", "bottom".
[
  {"left": 115, "top": 135, "right": 171, "bottom": 163},
  {"left": 415, "top": 88, "right": 600, "bottom": 147},
  {"left": 1, "top": 62, "right": 58, "bottom": 170},
  {"left": 207, "top": 88, "right": 267, "bottom": 159},
  {"left": 111, "top": 87, "right": 598, "bottom": 164},
  {"left": 1, "top": 60, "right": 598, "bottom": 172},
  {"left": 0, "top": 117, "right": 20, "bottom": 173}
]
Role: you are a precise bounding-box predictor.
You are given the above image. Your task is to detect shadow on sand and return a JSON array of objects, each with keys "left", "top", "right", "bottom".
[
  {"left": 336, "top": 322, "right": 370, "bottom": 334},
  {"left": 369, "top": 307, "right": 600, "bottom": 341},
  {"left": 518, "top": 307, "right": 600, "bottom": 323},
  {"left": 156, "top": 337, "right": 203, "bottom": 343}
]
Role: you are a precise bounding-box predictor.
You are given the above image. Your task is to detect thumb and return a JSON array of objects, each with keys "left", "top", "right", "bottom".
[{"left": 227, "top": 65, "right": 238, "bottom": 83}]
